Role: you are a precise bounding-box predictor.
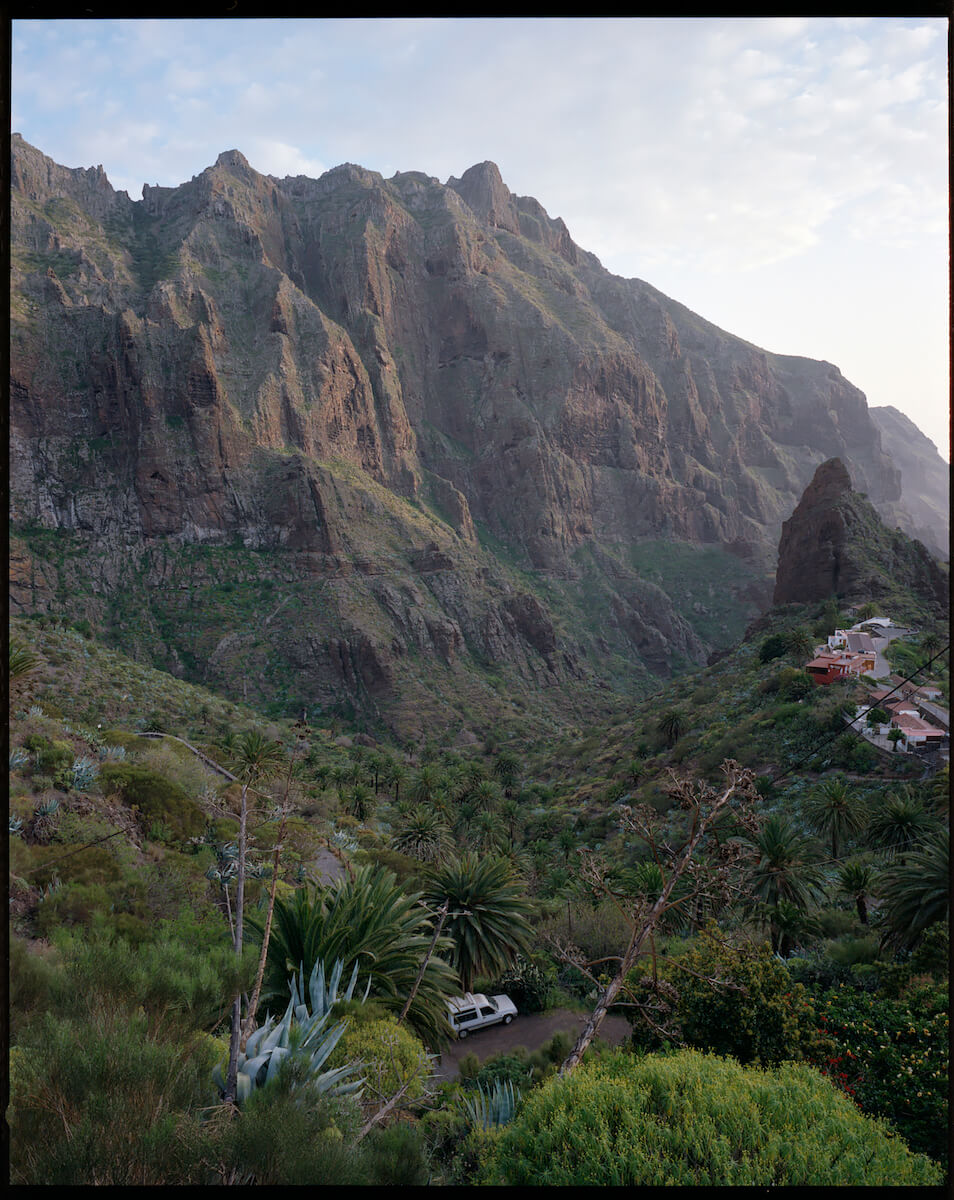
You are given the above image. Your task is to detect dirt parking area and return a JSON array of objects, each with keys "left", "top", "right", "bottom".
[{"left": 433, "top": 1008, "right": 632, "bottom": 1081}]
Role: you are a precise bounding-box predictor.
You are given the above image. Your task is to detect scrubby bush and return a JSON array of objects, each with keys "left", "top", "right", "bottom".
[
  {"left": 482, "top": 1050, "right": 942, "bottom": 1185},
  {"left": 326, "top": 1014, "right": 432, "bottom": 1110},
  {"left": 9, "top": 1006, "right": 219, "bottom": 1185},
  {"left": 99, "top": 764, "right": 205, "bottom": 841},
  {"left": 627, "top": 929, "right": 821, "bottom": 1067},
  {"left": 493, "top": 954, "right": 554, "bottom": 1013}
]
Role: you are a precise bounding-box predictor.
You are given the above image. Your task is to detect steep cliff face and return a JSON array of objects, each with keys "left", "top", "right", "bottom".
[
  {"left": 9, "top": 134, "right": 928, "bottom": 729},
  {"left": 869, "top": 406, "right": 949, "bottom": 561},
  {"left": 773, "top": 458, "right": 948, "bottom": 618}
]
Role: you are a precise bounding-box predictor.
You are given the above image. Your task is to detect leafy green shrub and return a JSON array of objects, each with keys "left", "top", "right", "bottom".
[
  {"left": 777, "top": 669, "right": 816, "bottom": 701},
  {"left": 627, "top": 929, "right": 821, "bottom": 1067},
  {"left": 469, "top": 1051, "right": 531, "bottom": 1094},
  {"left": 36, "top": 739, "right": 74, "bottom": 775},
  {"left": 493, "top": 954, "right": 554, "bottom": 1013},
  {"left": 36, "top": 882, "right": 114, "bottom": 935},
  {"left": 326, "top": 1015, "right": 431, "bottom": 1107},
  {"left": 483, "top": 1050, "right": 942, "bottom": 1185},
  {"left": 810, "top": 986, "right": 949, "bottom": 1165},
  {"left": 362, "top": 1122, "right": 431, "bottom": 1186},
  {"left": 210, "top": 1074, "right": 365, "bottom": 1184},
  {"left": 99, "top": 764, "right": 205, "bottom": 840},
  {"left": 759, "top": 634, "right": 788, "bottom": 664}
]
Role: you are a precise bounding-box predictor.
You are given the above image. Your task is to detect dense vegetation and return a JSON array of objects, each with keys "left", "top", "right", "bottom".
[{"left": 8, "top": 595, "right": 949, "bottom": 1185}]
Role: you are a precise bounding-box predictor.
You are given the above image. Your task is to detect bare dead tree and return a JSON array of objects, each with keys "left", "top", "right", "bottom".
[
  {"left": 557, "top": 760, "right": 760, "bottom": 1075},
  {"left": 241, "top": 720, "right": 310, "bottom": 1048},
  {"left": 397, "top": 899, "right": 450, "bottom": 1026}
]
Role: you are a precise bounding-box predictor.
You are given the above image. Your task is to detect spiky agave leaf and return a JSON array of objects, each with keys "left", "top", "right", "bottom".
[{"left": 458, "top": 1079, "right": 522, "bottom": 1130}]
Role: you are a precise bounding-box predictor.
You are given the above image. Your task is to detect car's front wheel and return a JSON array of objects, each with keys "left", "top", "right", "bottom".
[
  {"left": 458, "top": 1028, "right": 468, "bottom": 1038},
  {"left": 503, "top": 1014, "right": 513, "bottom": 1025}
]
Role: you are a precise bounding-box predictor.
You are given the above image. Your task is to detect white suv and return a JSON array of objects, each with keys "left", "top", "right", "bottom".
[{"left": 446, "top": 992, "right": 517, "bottom": 1038}]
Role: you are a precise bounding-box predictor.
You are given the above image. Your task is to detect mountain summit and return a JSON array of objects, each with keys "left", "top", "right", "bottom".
[{"left": 8, "top": 135, "right": 946, "bottom": 731}]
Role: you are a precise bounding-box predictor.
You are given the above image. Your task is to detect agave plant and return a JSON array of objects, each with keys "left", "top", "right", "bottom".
[
  {"left": 34, "top": 796, "right": 60, "bottom": 818},
  {"left": 331, "top": 828, "right": 359, "bottom": 853},
  {"left": 27, "top": 705, "right": 44, "bottom": 718},
  {"left": 9, "top": 747, "right": 30, "bottom": 770},
  {"left": 212, "top": 990, "right": 363, "bottom": 1104},
  {"left": 99, "top": 744, "right": 127, "bottom": 762},
  {"left": 69, "top": 756, "right": 99, "bottom": 793},
  {"left": 457, "top": 1079, "right": 522, "bottom": 1131},
  {"left": 9, "top": 814, "right": 24, "bottom": 835},
  {"left": 288, "top": 957, "right": 371, "bottom": 1023}
]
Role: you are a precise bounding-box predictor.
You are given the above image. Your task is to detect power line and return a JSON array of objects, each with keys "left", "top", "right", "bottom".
[{"left": 767, "top": 643, "right": 950, "bottom": 789}]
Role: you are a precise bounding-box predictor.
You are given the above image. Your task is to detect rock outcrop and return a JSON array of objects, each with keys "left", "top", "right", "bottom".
[{"left": 774, "top": 458, "right": 948, "bottom": 618}]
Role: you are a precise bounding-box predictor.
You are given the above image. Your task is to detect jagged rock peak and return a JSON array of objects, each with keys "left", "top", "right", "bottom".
[
  {"left": 773, "top": 456, "right": 948, "bottom": 616},
  {"left": 11, "top": 132, "right": 127, "bottom": 217},
  {"left": 447, "top": 161, "right": 520, "bottom": 234},
  {"left": 805, "top": 457, "right": 853, "bottom": 503},
  {"left": 214, "top": 149, "right": 251, "bottom": 170}
]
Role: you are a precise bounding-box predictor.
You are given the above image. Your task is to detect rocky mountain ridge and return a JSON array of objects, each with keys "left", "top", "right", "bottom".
[{"left": 9, "top": 134, "right": 945, "bottom": 733}]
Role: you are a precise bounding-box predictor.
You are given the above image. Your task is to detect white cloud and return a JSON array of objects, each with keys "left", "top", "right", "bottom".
[{"left": 245, "top": 139, "right": 328, "bottom": 180}]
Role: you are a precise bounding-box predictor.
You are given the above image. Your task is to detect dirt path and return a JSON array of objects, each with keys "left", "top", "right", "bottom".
[{"left": 433, "top": 1009, "right": 632, "bottom": 1081}]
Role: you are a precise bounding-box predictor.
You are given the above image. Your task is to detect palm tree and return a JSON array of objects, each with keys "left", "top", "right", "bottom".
[
  {"left": 347, "top": 783, "right": 375, "bottom": 822},
  {"left": 804, "top": 776, "right": 867, "bottom": 860},
  {"left": 835, "top": 859, "right": 876, "bottom": 925},
  {"left": 786, "top": 627, "right": 815, "bottom": 662},
  {"left": 854, "top": 603, "right": 880, "bottom": 623},
  {"left": 423, "top": 852, "right": 535, "bottom": 993},
  {"left": 366, "top": 750, "right": 386, "bottom": 794},
  {"left": 253, "top": 865, "right": 458, "bottom": 1046},
  {"left": 866, "top": 789, "right": 939, "bottom": 860},
  {"left": 471, "top": 779, "right": 502, "bottom": 812},
  {"left": 557, "top": 827, "right": 578, "bottom": 864},
  {"left": 385, "top": 760, "right": 408, "bottom": 804},
  {"left": 658, "top": 709, "right": 685, "bottom": 748},
  {"left": 391, "top": 806, "right": 451, "bottom": 863},
  {"left": 10, "top": 637, "right": 42, "bottom": 683},
  {"left": 329, "top": 764, "right": 350, "bottom": 802},
  {"left": 469, "top": 810, "right": 507, "bottom": 855},
  {"left": 744, "top": 815, "right": 827, "bottom": 953},
  {"left": 492, "top": 749, "right": 521, "bottom": 797},
  {"left": 918, "top": 631, "right": 943, "bottom": 662},
  {"left": 500, "top": 796, "right": 524, "bottom": 845},
  {"left": 879, "top": 831, "right": 948, "bottom": 951},
  {"left": 408, "top": 764, "right": 445, "bottom": 807}
]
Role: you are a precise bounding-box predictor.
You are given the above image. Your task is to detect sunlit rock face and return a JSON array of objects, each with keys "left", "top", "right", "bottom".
[{"left": 12, "top": 134, "right": 934, "bottom": 728}]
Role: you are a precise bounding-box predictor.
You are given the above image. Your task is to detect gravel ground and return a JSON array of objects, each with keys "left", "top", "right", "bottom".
[{"left": 433, "top": 1008, "right": 632, "bottom": 1081}]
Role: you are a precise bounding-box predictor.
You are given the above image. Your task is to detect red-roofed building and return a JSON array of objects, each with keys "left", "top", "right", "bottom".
[
  {"left": 806, "top": 650, "right": 876, "bottom": 684},
  {"left": 889, "top": 712, "right": 947, "bottom": 746}
]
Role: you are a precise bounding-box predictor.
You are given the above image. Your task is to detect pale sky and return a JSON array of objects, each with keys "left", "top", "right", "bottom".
[{"left": 11, "top": 16, "right": 950, "bottom": 458}]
